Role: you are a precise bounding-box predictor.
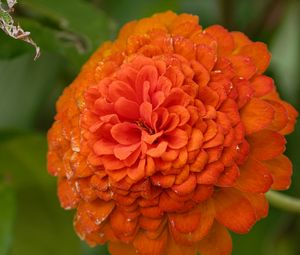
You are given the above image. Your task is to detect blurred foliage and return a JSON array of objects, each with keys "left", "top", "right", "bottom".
[{"left": 0, "top": 0, "right": 299, "bottom": 255}]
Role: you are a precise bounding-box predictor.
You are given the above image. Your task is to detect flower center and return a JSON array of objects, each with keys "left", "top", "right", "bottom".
[{"left": 135, "top": 119, "right": 155, "bottom": 135}]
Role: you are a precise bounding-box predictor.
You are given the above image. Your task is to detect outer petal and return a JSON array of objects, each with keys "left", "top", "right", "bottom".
[
  {"left": 133, "top": 229, "right": 168, "bottom": 255},
  {"left": 243, "top": 192, "right": 269, "bottom": 220},
  {"left": 247, "top": 130, "right": 286, "bottom": 161},
  {"left": 234, "top": 157, "right": 273, "bottom": 193},
  {"left": 198, "top": 222, "right": 232, "bottom": 255},
  {"left": 213, "top": 188, "right": 256, "bottom": 234},
  {"left": 240, "top": 98, "right": 274, "bottom": 134},
  {"left": 169, "top": 200, "right": 214, "bottom": 245},
  {"left": 251, "top": 75, "right": 274, "bottom": 97},
  {"left": 262, "top": 155, "right": 293, "bottom": 190},
  {"left": 205, "top": 25, "right": 234, "bottom": 56},
  {"left": 168, "top": 205, "right": 201, "bottom": 233},
  {"left": 165, "top": 236, "right": 197, "bottom": 255},
  {"left": 237, "top": 42, "right": 271, "bottom": 74}
]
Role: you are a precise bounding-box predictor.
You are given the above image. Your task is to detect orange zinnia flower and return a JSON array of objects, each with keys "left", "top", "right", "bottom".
[{"left": 47, "top": 11, "right": 298, "bottom": 255}]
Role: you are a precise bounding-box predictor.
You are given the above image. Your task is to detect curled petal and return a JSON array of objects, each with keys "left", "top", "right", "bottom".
[{"left": 263, "top": 155, "right": 292, "bottom": 190}]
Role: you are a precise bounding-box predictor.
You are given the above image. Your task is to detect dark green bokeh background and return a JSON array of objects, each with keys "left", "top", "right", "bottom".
[{"left": 0, "top": 0, "right": 299, "bottom": 254}]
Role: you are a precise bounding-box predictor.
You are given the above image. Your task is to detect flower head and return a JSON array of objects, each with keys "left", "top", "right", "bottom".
[{"left": 47, "top": 11, "right": 298, "bottom": 255}]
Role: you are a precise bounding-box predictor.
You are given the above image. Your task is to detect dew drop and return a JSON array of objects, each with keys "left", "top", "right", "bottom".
[
  {"left": 95, "top": 217, "right": 106, "bottom": 225},
  {"left": 75, "top": 181, "right": 80, "bottom": 192}
]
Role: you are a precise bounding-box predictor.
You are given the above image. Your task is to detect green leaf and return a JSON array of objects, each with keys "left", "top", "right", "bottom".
[
  {"left": 0, "top": 53, "right": 64, "bottom": 130},
  {"left": 20, "top": 0, "right": 114, "bottom": 50},
  {"left": 0, "top": 134, "right": 83, "bottom": 255},
  {"left": 0, "top": 182, "right": 16, "bottom": 255}
]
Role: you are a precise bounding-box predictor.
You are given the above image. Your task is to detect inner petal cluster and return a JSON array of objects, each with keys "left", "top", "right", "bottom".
[{"left": 82, "top": 53, "right": 248, "bottom": 211}]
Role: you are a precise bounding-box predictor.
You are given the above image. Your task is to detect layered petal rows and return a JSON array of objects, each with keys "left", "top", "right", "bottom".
[{"left": 47, "top": 11, "right": 298, "bottom": 255}]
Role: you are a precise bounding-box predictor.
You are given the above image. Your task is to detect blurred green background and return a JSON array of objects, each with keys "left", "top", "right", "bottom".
[{"left": 0, "top": 0, "right": 299, "bottom": 254}]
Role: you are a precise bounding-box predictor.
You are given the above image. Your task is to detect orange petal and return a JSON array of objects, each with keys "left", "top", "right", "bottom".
[
  {"left": 266, "top": 100, "right": 289, "bottom": 132},
  {"left": 151, "top": 173, "right": 175, "bottom": 188},
  {"left": 93, "top": 139, "right": 115, "bottom": 155},
  {"left": 240, "top": 98, "right": 274, "bottom": 134},
  {"left": 196, "top": 44, "right": 217, "bottom": 72},
  {"left": 213, "top": 188, "right": 256, "bottom": 234},
  {"left": 247, "top": 130, "right": 286, "bottom": 161},
  {"left": 192, "top": 185, "right": 214, "bottom": 203},
  {"left": 75, "top": 200, "right": 115, "bottom": 234},
  {"left": 237, "top": 42, "right": 271, "bottom": 74},
  {"left": 170, "top": 13, "right": 200, "bottom": 37},
  {"left": 234, "top": 78, "right": 254, "bottom": 108},
  {"left": 262, "top": 154, "right": 293, "bottom": 190},
  {"left": 168, "top": 205, "right": 201, "bottom": 233},
  {"left": 114, "top": 97, "right": 140, "bottom": 120},
  {"left": 108, "top": 80, "right": 137, "bottom": 102},
  {"left": 170, "top": 200, "right": 215, "bottom": 245},
  {"left": 147, "top": 141, "right": 168, "bottom": 157},
  {"left": 164, "top": 129, "right": 188, "bottom": 149},
  {"left": 57, "top": 178, "right": 80, "bottom": 209},
  {"left": 278, "top": 101, "right": 298, "bottom": 135},
  {"left": 168, "top": 105, "right": 190, "bottom": 126},
  {"left": 173, "top": 36, "right": 196, "bottom": 59},
  {"left": 251, "top": 75, "right": 274, "bottom": 97},
  {"left": 172, "top": 174, "right": 197, "bottom": 195},
  {"left": 196, "top": 161, "right": 224, "bottom": 184},
  {"left": 243, "top": 192, "right": 269, "bottom": 220},
  {"left": 187, "top": 128, "right": 203, "bottom": 152},
  {"left": 231, "top": 31, "right": 251, "bottom": 50},
  {"left": 159, "top": 192, "right": 184, "bottom": 212},
  {"left": 190, "top": 150, "right": 209, "bottom": 172},
  {"left": 217, "top": 164, "right": 240, "bottom": 187},
  {"left": 76, "top": 177, "right": 97, "bottom": 202},
  {"left": 234, "top": 157, "right": 273, "bottom": 193},
  {"left": 202, "top": 129, "right": 224, "bottom": 148},
  {"left": 227, "top": 55, "right": 257, "bottom": 79},
  {"left": 139, "top": 216, "right": 164, "bottom": 231},
  {"left": 198, "top": 222, "right": 232, "bottom": 255},
  {"left": 133, "top": 229, "right": 168, "bottom": 255},
  {"left": 114, "top": 143, "right": 141, "bottom": 160},
  {"left": 198, "top": 86, "right": 219, "bottom": 108},
  {"left": 140, "top": 206, "right": 163, "bottom": 218},
  {"left": 127, "top": 159, "right": 146, "bottom": 181},
  {"left": 206, "top": 145, "right": 223, "bottom": 163},
  {"left": 110, "top": 209, "right": 138, "bottom": 238},
  {"left": 165, "top": 236, "right": 197, "bottom": 255},
  {"left": 111, "top": 122, "right": 141, "bottom": 145},
  {"left": 109, "top": 242, "right": 138, "bottom": 255},
  {"left": 205, "top": 25, "right": 234, "bottom": 56},
  {"left": 219, "top": 99, "right": 240, "bottom": 126}
]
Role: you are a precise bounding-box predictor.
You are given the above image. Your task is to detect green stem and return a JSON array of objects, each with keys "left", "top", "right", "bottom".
[{"left": 266, "top": 191, "right": 300, "bottom": 214}]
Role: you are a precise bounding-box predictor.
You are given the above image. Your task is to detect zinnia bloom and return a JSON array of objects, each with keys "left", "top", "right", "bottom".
[{"left": 47, "top": 11, "right": 298, "bottom": 255}]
